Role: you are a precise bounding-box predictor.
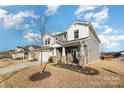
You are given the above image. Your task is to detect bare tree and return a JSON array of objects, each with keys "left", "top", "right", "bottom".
[
  {"left": 39, "top": 15, "right": 48, "bottom": 74},
  {"left": 31, "top": 14, "right": 49, "bottom": 75}
]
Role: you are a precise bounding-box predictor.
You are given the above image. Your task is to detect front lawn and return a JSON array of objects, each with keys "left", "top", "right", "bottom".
[
  {"left": 0, "top": 58, "right": 28, "bottom": 68},
  {"left": 0, "top": 60, "right": 124, "bottom": 88}
]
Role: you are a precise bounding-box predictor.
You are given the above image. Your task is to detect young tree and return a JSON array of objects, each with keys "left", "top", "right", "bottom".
[
  {"left": 30, "top": 5, "right": 60, "bottom": 74},
  {"left": 30, "top": 14, "right": 49, "bottom": 75},
  {"left": 39, "top": 15, "right": 48, "bottom": 74}
]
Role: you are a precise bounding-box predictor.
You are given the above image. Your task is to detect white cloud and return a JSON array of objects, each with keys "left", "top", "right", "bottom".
[
  {"left": 103, "top": 26, "right": 113, "bottom": 34},
  {"left": 93, "top": 7, "right": 108, "bottom": 22},
  {"left": 99, "top": 34, "right": 124, "bottom": 43},
  {"left": 91, "top": 21, "right": 102, "bottom": 29},
  {"left": 75, "top": 5, "right": 99, "bottom": 19},
  {"left": 24, "top": 32, "right": 41, "bottom": 41},
  {"left": 84, "top": 12, "right": 93, "bottom": 20},
  {"left": 103, "top": 25, "right": 123, "bottom": 35},
  {"left": 99, "top": 35, "right": 118, "bottom": 49},
  {"left": 45, "top": 5, "right": 60, "bottom": 16},
  {"left": 110, "top": 42, "right": 119, "bottom": 48},
  {"left": 2, "top": 10, "right": 38, "bottom": 31},
  {"left": 85, "top": 7, "right": 108, "bottom": 22},
  {"left": 109, "top": 35, "right": 124, "bottom": 42},
  {"left": 0, "top": 8, "right": 8, "bottom": 19},
  {"left": 84, "top": 7, "right": 109, "bottom": 29},
  {"left": 99, "top": 34, "right": 124, "bottom": 49},
  {"left": 75, "top": 5, "right": 98, "bottom": 15},
  {"left": 0, "top": 5, "right": 10, "bottom": 8}
]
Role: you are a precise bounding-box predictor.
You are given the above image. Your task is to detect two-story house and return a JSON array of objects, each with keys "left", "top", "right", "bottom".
[
  {"left": 13, "top": 46, "right": 29, "bottom": 60},
  {"left": 40, "top": 20, "right": 100, "bottom": 66},
  {"left": 27, "top": 45, "right": 40, "bottom": 61},
  {"left": 13, "top": 45, "right": 40, "bottom": 61}
]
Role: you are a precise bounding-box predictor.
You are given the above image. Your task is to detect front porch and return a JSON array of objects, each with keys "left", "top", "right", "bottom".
[
  {"left": 52, "top": 46, "right": 79, "bottom": 64},
  {"left": 51, "top": 39, "right": 89, "bottom": 66}
]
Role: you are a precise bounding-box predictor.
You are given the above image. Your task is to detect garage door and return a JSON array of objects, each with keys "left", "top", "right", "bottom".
[{"left": 42, "top": 51, "right": 52, "bottom": 63}]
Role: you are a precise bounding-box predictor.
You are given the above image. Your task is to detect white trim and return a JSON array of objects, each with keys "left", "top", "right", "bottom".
[
  {"left": 53, "top": 48, "right": 56, "bottom": 56},
  {"left": 50, "top": 42, "right": 62, "bottom": 48},
  {"left": 62, "top": 47, "right": 66, "bottom": 56}
]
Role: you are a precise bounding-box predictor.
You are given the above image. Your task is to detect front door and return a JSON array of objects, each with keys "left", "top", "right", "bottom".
[{"left": 71, "top": 48, "right": 79, "bottom": 64}]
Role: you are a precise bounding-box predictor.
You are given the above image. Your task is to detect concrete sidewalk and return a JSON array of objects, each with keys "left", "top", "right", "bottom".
[{"left": 0, "top": 61, "right": 41, "bottom": 75}]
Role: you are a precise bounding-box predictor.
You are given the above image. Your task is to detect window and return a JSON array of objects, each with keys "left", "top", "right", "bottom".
[
  {"left": 45, "top": 38, "right": 50, "bottom": 45},
  {"left": 45, "top": 39, "right": 47, "bottom": 45},
  {"left": 48, "top": 38, "right": 50, "bottom": 44},
  {"left": 55, "top": 37, "right": 57, "bottom": 40},
  {"left": 64, "top": 33, "right": 67, "bottom": 38},
  {"left": 74, "top": 30, "right": 79, "bottom": 39}
]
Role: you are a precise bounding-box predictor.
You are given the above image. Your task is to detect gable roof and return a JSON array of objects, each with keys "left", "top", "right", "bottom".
[
  {"left": 64, "top": 20, "right": 100, "bottom": 43},
  {"left": 44, "top": 20, "right": 100, "bottom": 43},
  {"left": 64, "top": 20, "right": 90, "bottom": 31},
  {"left": 16, "top": 45, "right": 40, "bottom": 51},
  {"left": 50, "top": 40, "right": 63, "bottom": 48},
  {"left": 25, "top": 45, "right": 40, "bottom": 49}
]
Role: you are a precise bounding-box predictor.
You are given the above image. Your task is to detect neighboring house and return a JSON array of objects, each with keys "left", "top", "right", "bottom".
[
  {"left": 13, "top": 45, "right": 40, "bottom": 61},
  {"left": 40, "top": 20, "right": 100, "bottom": 65},
  {"left": 101, "top": 52, "right": 115, "bottom": 59},
  {"left": 27, "top": 45, "right": 40, "bottom": 61},
  {"left": 120, "top": 51, "right": 124, "bottom": 57},
  {"left": 14, "top": 46, "right": 29, "bottom": 60},
  {"left": 0, "top": 50, "right": 15, "bottom": 58},
  {"left": 119, "top": 51, "right": 124, "bottom": 61}
]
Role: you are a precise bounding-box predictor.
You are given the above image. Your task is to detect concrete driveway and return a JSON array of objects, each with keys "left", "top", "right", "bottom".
[{"left": 0, "top": 61, "right": 41, "bottom": 75}]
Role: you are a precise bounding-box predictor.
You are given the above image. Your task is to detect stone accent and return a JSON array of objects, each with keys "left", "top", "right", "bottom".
[
  {"left": 79, "top": 41, "right": 87, "bottom": 69},
  {"left": 61, "top": 56, "right": 66, "bottom": 64},
  {"left": 67, "top": 53, "right": 73, "bottom": 64},
  {"left": 53, "top": 48, "right": 57, "bottom": 56},
  {"left": 61, "top": 47, "right": 66, "bottom": 63},
  {"left": 52, "top": 56, "right": 58, "bottom": 64}
]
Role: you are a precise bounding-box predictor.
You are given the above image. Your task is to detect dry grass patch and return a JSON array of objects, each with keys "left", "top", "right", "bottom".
[
  {"left": 88, "top": 60, "right": 124, "bottom": 76},
  {"left": 0, "top": 61, "right": 124, "bottom": 88},
  {"left": 0, "top": 58, "right": 28, "bottom": 68}
]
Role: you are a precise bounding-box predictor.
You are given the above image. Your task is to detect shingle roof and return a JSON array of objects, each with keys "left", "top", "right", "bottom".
[{"left": 16, "top": 45, "right": 41, "bottom": 51}]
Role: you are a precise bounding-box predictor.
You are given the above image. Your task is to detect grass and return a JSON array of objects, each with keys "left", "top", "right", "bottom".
[
  {"left": 0, "top": 60, "right": 124, "bottom": 88},
  {"left": 88, "top": 60, "right": 124, "bottom": 76},
  {"left": 0, "top": 58, "right": 28, "bottom": 68}
]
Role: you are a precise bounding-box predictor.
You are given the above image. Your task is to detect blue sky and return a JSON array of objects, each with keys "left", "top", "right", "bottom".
[{"left": 0, "top": 5, "right": 124, "bottom": 52}]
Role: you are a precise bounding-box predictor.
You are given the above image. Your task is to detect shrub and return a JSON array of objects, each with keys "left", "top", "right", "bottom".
[
  {"left": 48, "top": 56, "right": 53, "bottom": 63},
  {"left": 100, "top": 56, "right": 104, "bottom": 60}
]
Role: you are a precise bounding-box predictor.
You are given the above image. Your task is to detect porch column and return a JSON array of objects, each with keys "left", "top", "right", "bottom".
[
  {"left": 22, "top": 52, "right": 24, "bottom": 60},
  {"left": 53, "top": 48, "right": 56, "bottom": 56},
  {"left": 38, "top": 52, "right": 42, "bottom": 61},
  {"left": 23, "top": 52, "right": 25, "bottom": 60},
  {"left": 61, "top": 47, "right": 66, "bottom": 63},
  {"left": 79, "top": 41, "right": 86, "bottom": 69},
  {"left": 53, "top": 48, "right": 57, "bottom": 63},
  {"left": 62, "top": 47, "right": 66, "bottom": 56}
]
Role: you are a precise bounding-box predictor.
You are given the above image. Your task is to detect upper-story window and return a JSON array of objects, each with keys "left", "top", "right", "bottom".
[
  {"left": 45, "top": 38, "right": 50, "bottom": 45},
  {"left": 55, "top": 37, "right": 57, "bottom": 40},
  {"left": 48, "top": 38, "right": 50, "bottom": 44},
  {"left": 45, "top": 39, "right": 47, "bottom": 45},
  {"left": 74, "top": 30, "right": 79, "bottom": 39},
  {"left": 63, "top": 33, "right": 67, "bottom": 39}
]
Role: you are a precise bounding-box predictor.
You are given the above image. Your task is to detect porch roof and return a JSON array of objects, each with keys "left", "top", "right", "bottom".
[
  {"left": 50, "top": 36, "right": 89, "bottom": 48},
  {"left": 63, "top": 37, "right": 89, "bottom": 47}
]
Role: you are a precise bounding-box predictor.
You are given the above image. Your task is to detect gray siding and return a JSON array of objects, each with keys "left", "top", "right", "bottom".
[
  {"left": 55, "top": 33, "right": 67, "bottom": 42},
  {"left": 88, "top": 28, "right": 100, "bottom": 63}
]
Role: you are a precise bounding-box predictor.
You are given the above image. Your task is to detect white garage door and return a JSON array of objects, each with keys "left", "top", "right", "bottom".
[{"left": 42, "top": 51, "right": 52, "bottom": 63}]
